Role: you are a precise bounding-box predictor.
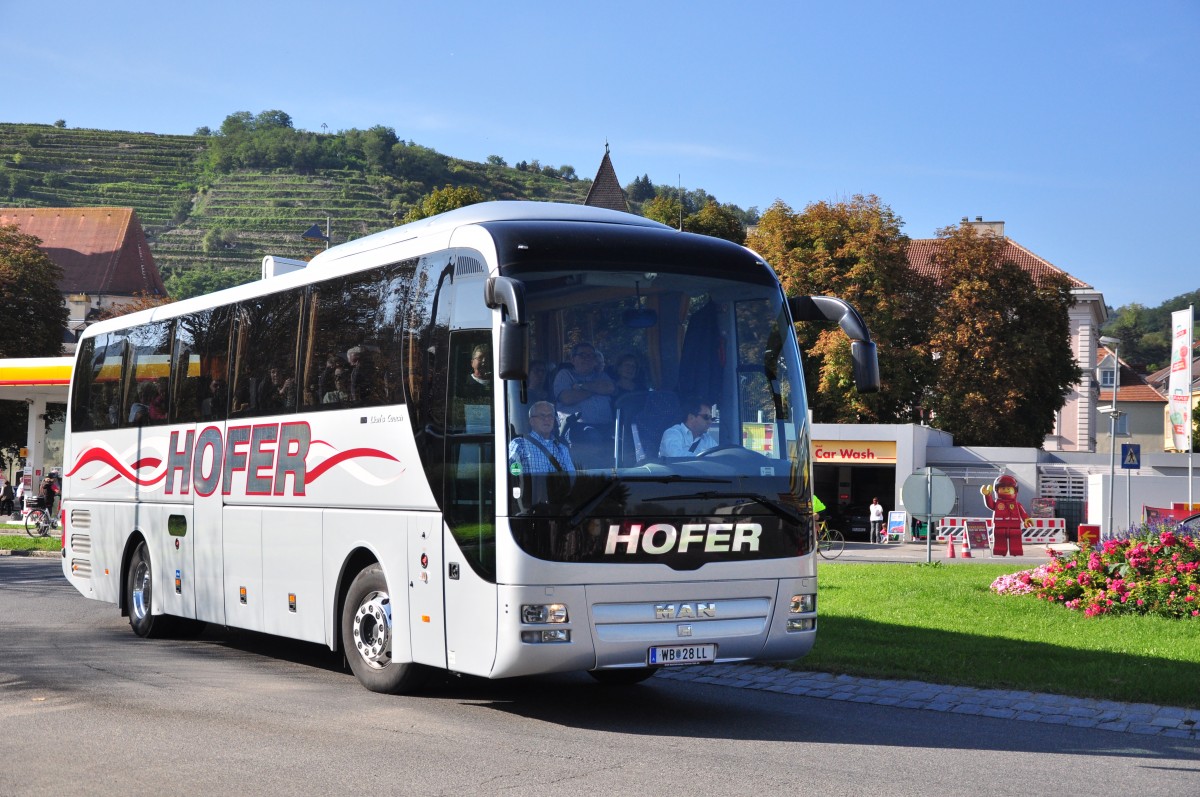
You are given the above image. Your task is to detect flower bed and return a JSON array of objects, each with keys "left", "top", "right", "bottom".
[{"left": 991, "top": 525, "right": 1200, "bottom": 618}]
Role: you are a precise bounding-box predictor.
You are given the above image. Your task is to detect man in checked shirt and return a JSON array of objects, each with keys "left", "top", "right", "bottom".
[{"left": 509, "top": 401, "right": 576, "bottom": 476}]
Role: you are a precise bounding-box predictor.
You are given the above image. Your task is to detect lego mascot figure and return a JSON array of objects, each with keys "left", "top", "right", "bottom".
[{"left": 981, "top": 474, "right": 1031, "bottom": 556}]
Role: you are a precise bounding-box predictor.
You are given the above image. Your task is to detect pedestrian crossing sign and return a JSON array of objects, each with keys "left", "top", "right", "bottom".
[{"left": 1121, "top": 443, "right": 1140, "bottom": 469}]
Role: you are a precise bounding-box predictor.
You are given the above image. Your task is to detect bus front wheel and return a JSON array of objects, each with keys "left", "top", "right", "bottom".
[{"left": 341, "top": 564, "right": 427, "bottom": 694}]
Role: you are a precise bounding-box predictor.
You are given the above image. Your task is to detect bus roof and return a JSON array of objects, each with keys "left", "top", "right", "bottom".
[
  {"left": 77, "top": 202, "right": 687, "bottom": 341},
  {"left": 308, "top": 201, "right": 671, "bottom": 267}
]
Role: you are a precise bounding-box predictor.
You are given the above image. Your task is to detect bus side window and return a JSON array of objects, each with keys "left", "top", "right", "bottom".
[
  {"left": 231, "top": 291, "right": 301, "bottom": 418},
  {"left": 172, "top": 309, "right": 232, "bottom": 423}
]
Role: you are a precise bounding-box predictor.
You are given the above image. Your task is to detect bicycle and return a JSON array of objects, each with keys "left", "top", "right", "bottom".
[
  {"left": 24, "top": 507, "right": 56, "bottom": 538},
  {"left": 816, "top": 519, "right": 845, "bottom": 559}
]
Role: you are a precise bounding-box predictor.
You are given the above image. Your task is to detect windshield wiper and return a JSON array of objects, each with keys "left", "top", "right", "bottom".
[
  {"left": 567, "top": 475, "right": 726, "bottom": 528},
  {"left": 657, "top": 491, "right": 807, "bottom": 526}
]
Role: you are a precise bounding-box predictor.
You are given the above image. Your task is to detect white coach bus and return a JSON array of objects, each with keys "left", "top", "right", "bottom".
[{"left": 61, "top": 201, "right": 878, "bottom": 693}]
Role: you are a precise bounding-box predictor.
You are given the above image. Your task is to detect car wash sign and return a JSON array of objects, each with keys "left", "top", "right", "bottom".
[{"left": 813, "top": 440, "right": 896, "bottom": 464}]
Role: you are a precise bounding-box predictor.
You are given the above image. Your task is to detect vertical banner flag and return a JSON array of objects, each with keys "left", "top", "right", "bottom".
[{"left": 1168, "top": 308, "right": 1194, "bottom": 452}]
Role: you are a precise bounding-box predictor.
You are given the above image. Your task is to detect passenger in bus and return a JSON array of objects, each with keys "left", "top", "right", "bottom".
[
  {"left": 322, "top": 370, "right": 350, "bottom": 404},
  {"left": 316, "top": 352, "right": 348, "bottom": 404},
  {"left": 148, "top": 377, "right": 169, "bottom": 420},
  {"left": 526, "top": 359, "right": 550, "bottom": 404},
  {"left": 508, "top": 401, "right": 575, "bottom": 476},
  {"left": 553, "top": 342, "right": 615, "bottom": 468},
  {"left": 203, "top": 378, "right": 227, "bottom": 420},
  {"left": 462, "top": 344, "right": 492, "bottom": 399},
  {"left": 257, "top": 366, "right": 296, "bottom": 411},
  {"left": 659, "top": 397, "right": 718, "bottom": 458},
  {"left": 347, "top": 346, "right": 376, "bottom": 404},
  {"left": 128, "top": 382, "right": 157, "bottom": 425},
  {"left": 609, "top": 353, "right": 648, "bottom": 402}
]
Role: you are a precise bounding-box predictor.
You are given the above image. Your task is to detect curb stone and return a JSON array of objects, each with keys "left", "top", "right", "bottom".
[{"left": 655, "top": 664, "right": 1200, "bottom": 740}]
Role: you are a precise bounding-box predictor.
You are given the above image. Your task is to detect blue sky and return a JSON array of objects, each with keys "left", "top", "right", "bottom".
[{"left": 3, "top": 0, "right": 1197, "bottom": 310}]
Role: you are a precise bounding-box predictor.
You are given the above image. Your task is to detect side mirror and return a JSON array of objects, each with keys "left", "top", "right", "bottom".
[
  {"left": 789, "top": 295, "right": 880, "bottom": 393},
  {"left": 485, "top": 276, "right": 529, "bottom": 380},
  {"left": 497, "top": 320, "right": 529, "bottom": 380}
]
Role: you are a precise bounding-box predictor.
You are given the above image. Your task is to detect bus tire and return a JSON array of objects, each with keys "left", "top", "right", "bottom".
[
  {"left": 589, "top": 667, "right": 656, "bottom": 686},
  {"left": 126, "top": 541, "right": 174, "bottom": 638},
  {"left": 341, "top": 564, "right": 427, "bottom": 694}
]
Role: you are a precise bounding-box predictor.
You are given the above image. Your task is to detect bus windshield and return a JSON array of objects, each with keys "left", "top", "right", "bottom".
[{"left": 503, "top": 265, "right": 813, "bottom": 565}]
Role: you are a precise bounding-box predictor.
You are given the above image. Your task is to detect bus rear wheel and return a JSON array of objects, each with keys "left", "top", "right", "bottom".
[
  {"left": 341, "top": 564, "right": 427, "bottom": 694},
  {"left": 126, "top": 541, "right": 175, "bottom": 638}
]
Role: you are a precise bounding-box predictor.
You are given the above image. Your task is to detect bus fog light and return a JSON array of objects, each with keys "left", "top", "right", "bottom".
[
  {"left": 521, "top": 629, "right": 571, "bottom": 643},
  {"left": 522, "top": 603, "right": 568, "bottom": 624},
  {"left": 790, "top": 594, "right": 815, "bottom": 613},
  {"left": 787, "top": 618, "right": 815, "bottom": 632}
]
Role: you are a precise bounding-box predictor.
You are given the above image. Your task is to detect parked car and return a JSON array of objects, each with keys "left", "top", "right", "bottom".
[
  {"left": 836, "top": 505, "right": 872, "bottom": 541},
  {"left": 1178, "top": 513, "right": 1200, "bottom": 533}
]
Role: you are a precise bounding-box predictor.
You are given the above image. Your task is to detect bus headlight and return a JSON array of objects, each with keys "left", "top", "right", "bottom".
[
  {"left": 790, "top": 594, "right": 815, "bottom": 614},
  {"left": 521, "top": 603, "right": 568, "bottom": 624}
]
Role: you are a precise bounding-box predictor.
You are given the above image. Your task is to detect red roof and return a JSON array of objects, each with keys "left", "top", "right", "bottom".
[
  {"left": 906, "top": 237, "right": 1090, "bottom": 290},
  {"left": 0, "top": 207, "right": 166, "bottom": 297},
  {"left": 1099, "top": 346, "right": 1165, "bottom": 403}
]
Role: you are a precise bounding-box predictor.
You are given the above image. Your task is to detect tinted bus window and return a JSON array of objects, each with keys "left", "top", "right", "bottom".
[
  {"left": 124, "top": 321, "right": 172, "bottom": 428},
  {"left": 301, "top": 260, "right": 416, "bottom": 412},
  {"left": 230, "top": 290, "right": 302, "bottom": 418},
  {"left": 172, "top": 308, "right": 233, "bottom": 424}
]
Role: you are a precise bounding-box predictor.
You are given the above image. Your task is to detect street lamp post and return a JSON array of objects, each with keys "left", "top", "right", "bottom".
[{"left": 1100, "top": 335, "right": 1122, "bottom": 539}]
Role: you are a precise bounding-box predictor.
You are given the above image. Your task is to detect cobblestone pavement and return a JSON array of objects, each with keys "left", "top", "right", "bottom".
[
  {"left": 656, "top": 665, "right": 1200, "bottom": 740},
  {"left": 709, "top": 540, "right": 1197, "bottom": 740}
]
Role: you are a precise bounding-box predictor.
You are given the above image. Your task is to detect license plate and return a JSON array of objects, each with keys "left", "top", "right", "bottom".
[{"left": 647, "top": 644, "right": 716, "bottom": 666}]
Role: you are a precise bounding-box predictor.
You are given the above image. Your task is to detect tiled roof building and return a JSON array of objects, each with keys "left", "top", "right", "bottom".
[
  {"left": 583, "top": 144, "right": 629, "bottom": 213},
  {"left": 0, "top": 207, "right": 167, "bottom": 350}
]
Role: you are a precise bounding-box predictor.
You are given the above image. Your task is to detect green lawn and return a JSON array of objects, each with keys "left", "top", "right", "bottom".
[
  {"left": 0, "top": 532, "right": 60, "bottom": 552},
  {"left": 800, "top": 562, "right": 1200, "bottom": 708}
]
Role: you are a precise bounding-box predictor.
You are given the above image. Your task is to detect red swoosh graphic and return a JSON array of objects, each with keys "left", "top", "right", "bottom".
[
  {"left": 68, "top": 448, "right": 166, "bottom": 487},
  {"left": 306, "top": 448, "right": 400, "bottom": 483}
]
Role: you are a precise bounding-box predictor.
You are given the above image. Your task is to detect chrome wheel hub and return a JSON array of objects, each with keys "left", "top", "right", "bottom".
[{"left": 352, "top": 591, "right": 392, "bottom": 669}]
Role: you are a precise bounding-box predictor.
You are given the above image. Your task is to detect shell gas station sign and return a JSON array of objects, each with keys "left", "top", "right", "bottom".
[{"left": 813, "top": 440, "right": 896, "bottom": 464}]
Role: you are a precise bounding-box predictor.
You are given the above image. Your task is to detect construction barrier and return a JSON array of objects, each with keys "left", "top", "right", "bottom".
[{"left": 936, "top": 516, "right": 1067, "bottom": 545}]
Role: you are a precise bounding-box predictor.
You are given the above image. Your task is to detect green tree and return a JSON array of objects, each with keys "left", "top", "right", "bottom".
[
  {"left": 626, "top": 174, "right": 656, "bottom": 203},
  {"left": 642, "top": 194, "right": 682, "bottom": 228},
  {"left": 401, "top": 184, "right": 485, "bottom": 223},
  {"left": 925, "top": 222, "right": 1080, "bottom": 447},
  {"left": 164, "top": 265, "right": 258, "bottom": 300},
  {"left": 685, "top": 200, "right": 746, "bottom": 244},
  {"left": 486, "top": 154, "right": 507, "bottom": 167},
  {"left": 253, "top": 110, "right": 293, "bottom": 130},
  {"left": 0, "top": 224, "right": 67, "bottom": 358},
  {"left": 748, "top": 196, "right": 934, "bottom": 424}
]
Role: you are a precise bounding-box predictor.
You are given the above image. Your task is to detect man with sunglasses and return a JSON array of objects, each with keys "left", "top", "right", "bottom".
[{"left": 659, "top": 398, "right": 717, "bottom": 458}]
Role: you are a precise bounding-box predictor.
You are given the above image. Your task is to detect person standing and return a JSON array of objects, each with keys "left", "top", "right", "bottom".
[{"left": 869, "top": 497, "right": 886, "bottom": 543}]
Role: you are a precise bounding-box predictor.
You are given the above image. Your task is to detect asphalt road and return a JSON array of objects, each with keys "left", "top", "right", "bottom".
[{"left": 1, "top": 556, "right": 1197, "bottom": 796}]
